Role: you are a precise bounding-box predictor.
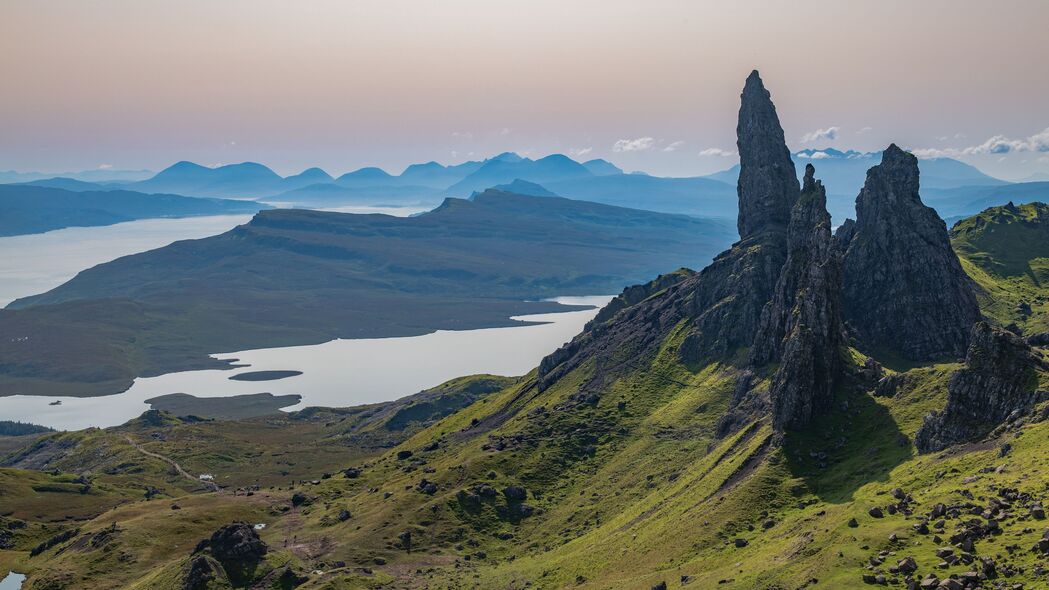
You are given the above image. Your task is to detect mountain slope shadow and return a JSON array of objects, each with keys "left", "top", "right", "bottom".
[{"left": 782, "top": 386, "right": 909, "bottom": 503}]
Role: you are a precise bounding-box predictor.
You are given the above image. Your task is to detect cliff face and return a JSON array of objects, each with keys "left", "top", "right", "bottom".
[
  {"left": 537, "top": 70, "right": 796, "bottom": 393},
  {"left": 838, "top": 145, "right": 981, "bottom": 361},
  {"left": 915, "top": 322, "right": 1046, "bottom": 452},
  {"left": 735, "top": 70, "right": 798, "bottom": 239},
  {"left": 751, "top": 165, "right": 847, "bottom": 429},
  {"left": 676, "top": 70, "right": 798, "bottom": 363}
]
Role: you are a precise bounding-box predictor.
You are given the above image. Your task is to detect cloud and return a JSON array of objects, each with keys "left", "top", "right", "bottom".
[
  {"left": 698, "top": 148, "right": 737, "bottom": 157},
  {"left": 913, "top": 127, "right": 1049, "bottom": 159},
  {"left": 451, "top": 131, "right": 473, "bottom": 139},
  {"left": 612, "top": 137, "right": 655, "bottom": 152},
  {"left": 498, "top": 127, "right": 511, "bottom": 136},
  {"left": 800, "top": 126, "right": 840, "bottom": 143},
  {"left": 97, "top": 163, "right": 113, "bottom": 169},
  {"left": 796, "top": 151, "right": 831, "bottom": 159},
  {"left": 569, "top": 147, "right": 593, "bottom": 158},
  {"left": 663, "top": 140, "right": 685, "bottom": 152},
  {"left": 856, "top": 126, "right": 873, "bottom": 135}
]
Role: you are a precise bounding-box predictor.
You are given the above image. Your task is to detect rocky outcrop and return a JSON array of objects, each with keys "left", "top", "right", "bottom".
[
  {"left": 677, "top": 69, "right": 797, "bottom": 363},
  {"left": 195, "top": 522, "right": 268, "bottom": 585},
  {"left": 838, "top": 144, "right": 980, "bottom": 361},
  {"left": 751, "top": 165, "right": 847, "bottom": 428},
  {"left": 537, "top": 71, "right": 795, "bottom": 392},
  {"left": 915, "top": 322, "right": 1047, "bottom": 452},
  {"left": 183, "top": 555, "right": 219, "bottom": 590},
  {"left": 736, "top": 69, "right": 798, "bottom": 239}
]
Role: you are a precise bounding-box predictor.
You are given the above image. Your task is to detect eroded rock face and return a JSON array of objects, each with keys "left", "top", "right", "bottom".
[
  {"left": 537, "top": 71, "right": 796, "bottom": 391},
  {"left": 736, "top": 69, "right": 797, "bottom": 239},
  {"left": 915, "top": 322, "right": 1046, "bottom": 452},
  {"left": 751, "top": 165, "right": 847, "bottom": 428},
  {"left": 838, "top": 144, "right": 980, "bottom": 361}
]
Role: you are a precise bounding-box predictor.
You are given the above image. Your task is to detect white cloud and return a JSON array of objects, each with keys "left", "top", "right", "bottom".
[
  {"left": 797, "top": 151, "right": 831, "bottom": 159},
  {"left": 856, "top": 126, "right": 873, "bottom": 135},
  {"left": 800, "top": 126, "right": 839, "bottom": 143},
  {"left": 98, "top": 163, "right": 113, "bottom": 169},
  {"left": 569, "top": 147, "right": 593, "bottom": 158},
  {"left": 698, "top": 148, "right": 737, "bottom": 157},
  {"left": 663, "top": 140, "right": 685, "bottom": 152},
  {"left": 612, "top": 137, "right": 655, "bottom": 152},
  {"left": 498, "top": 127, "right": 511, "bottom": 136},
  {"left": 914, "top": 127, "right": 1049, "bottom": 159}
]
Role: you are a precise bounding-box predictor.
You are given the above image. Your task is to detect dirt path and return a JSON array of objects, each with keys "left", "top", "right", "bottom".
[{"left": 124, "top": 435, "right": 219, "bottom": 491}]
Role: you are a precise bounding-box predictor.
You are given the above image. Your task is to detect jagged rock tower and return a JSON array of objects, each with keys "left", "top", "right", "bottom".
[
  {"left": 837, "top": 145, "right": 981, "bottom": 360},
  {"left": 751, "top": 164, "right": 847, "bottom": 429},
  {"left": 676, "top": 70, "right": 799, "bottom": 363}
]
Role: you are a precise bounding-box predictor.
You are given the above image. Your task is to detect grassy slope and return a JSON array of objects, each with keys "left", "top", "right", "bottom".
[
  {"left": 3, "top": 204, "right": 1049, "bottom": 588},
  {"left": 951, "top": 201, "right": 1049, "bottom": 334}
]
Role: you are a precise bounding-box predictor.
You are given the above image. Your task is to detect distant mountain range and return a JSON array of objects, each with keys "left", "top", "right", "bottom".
[
  {"left": 0, "top": 185, "right": 269, "bottom": 237},
  {"left": 6, "top": 149, "right": 1049, "bottom": 224}
]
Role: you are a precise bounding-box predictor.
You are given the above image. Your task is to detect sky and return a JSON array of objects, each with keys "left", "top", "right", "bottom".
[{"left": 2, "top": 0, "right": 1048, "bottom": 181}]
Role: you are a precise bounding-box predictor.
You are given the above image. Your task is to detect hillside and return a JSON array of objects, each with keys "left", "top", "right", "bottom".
[
  {"left": 0, "top": 191, "right": 736, "bottom": 397},
  {"left": 0, "top": 185, "right": 268, "bottom": 237},
  {"left": 951, "top": 201, "right": 1049, "bottom": 335},
  {"left": 2, "top": 72, "right": 1048, "bottom": 590}
]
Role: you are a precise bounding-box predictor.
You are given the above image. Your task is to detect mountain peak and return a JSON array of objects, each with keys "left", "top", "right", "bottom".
[{"left": 736, "top": 67, "right": 798, "bottom": 238}]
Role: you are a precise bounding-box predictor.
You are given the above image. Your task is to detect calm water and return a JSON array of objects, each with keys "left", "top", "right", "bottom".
[
  {"left": 0, "top": 296, "right": 611, "bottom": 431},
  {"left": 0, "top": 215, "right": 252, "bottom": 306},
  {"left": 0, "top": 206, "right": 429, "bottom": 307},
  {"left": 0, "top": 573, "right": 24, "bottom": 590}
]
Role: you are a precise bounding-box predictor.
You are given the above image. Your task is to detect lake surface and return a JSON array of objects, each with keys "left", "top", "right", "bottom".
[
  {"left": 0, "top": 573, "right": 24, "bottom": 590},
  {"left": 0, "top": 296, "right": 611, "bottom": 431},
  {"left": 0, "top": 215, "right": 252, "bottom": 306}
]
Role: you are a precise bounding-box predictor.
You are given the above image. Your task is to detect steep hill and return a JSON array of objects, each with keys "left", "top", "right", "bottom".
[{"left": 0, "top": 191, "right": 736, "bottom": 397}]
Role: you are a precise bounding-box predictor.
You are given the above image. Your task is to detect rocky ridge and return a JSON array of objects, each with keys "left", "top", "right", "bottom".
[
  {"left": 838, "top": 144, "right": 981, "bottom": 361},
  {"left": 915, "top": 322, "right": 1048, "bottom": 452}
]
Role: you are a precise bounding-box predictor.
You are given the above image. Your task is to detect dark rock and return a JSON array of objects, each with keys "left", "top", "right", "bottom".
[
  {"left": 536, "top": 71, "right": 796, "bottom": 407},
  {"left": 396, "top": 450, "right": 413, "bottom": 460},
  {"left": 183, "top": 555, "right": 217, "bottom": 590},
  {"left": 337, "top": 509, "right": 351, "bottom": 522},
  {"left": 503, "top": 486, "right": 527, "bottom": 502},
  {"left": 652, "top": 582, "right": 668, "bottom": 590},
  {"left": 848, "top": 517, "right": 859, "bottom": 528},
  {"left": 838, "top": 144, "right": 980, "bottom": 361},
  {"left": 276, "top": 567, "right": 308, "bottom": 588},
  {"left": 916, "top": 322, "right": 1046, "bottom": 452},
  {"left": 343, "top": 467, "right": 361, "bottom": 479},
  {"left": 208, "top": 522, "right": 268, "bottom": 583},
  {"left": 751, "top": 164, "right": 846, "bottom": 429},
  {"left": 291, "top": 492, "right": 311, "bottom": 507},
  {"left": 869, "top": 507, "right": 884, "bottom": 518},
  {"left": 736, "top": 70, "right": 797, "bottom": 239},
  {"left": 1026, "top": 332, "right": 1049, "bottom": 347},
  {"left": 733, "top": 538, "right": 748, "bottom": 548}
]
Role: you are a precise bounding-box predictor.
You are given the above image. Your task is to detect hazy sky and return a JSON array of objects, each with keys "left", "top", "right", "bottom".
[{"left": 2, "top": 0, "right": 1047, "bottom": 180}]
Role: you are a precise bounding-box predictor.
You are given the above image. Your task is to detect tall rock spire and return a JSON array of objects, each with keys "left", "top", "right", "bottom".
[
  {"left": 736, "top": 70, "right": 799, "bottom": 239},
  {"left": 838, "top": 144, "right": 980, "bottom": 360},
  {"left": 751, "top": 164, "right": 847, "bottom": 429}
]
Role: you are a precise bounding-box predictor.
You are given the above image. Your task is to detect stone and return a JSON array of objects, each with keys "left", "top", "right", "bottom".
[
  {"left": 734, "top": 538, "right": 748, "bottom": 548},
  {"left": 503, "top": 486, "right": 527, "bottom": 502},
  {"left": 207, "top": 522, "right": 268, "bottom": 584},
  {"left": 838, "top": 144, "right": 980, "bottom": 361},
  {"left": 916, "top": 322, "right": 1047, "bottom": 452},
  {"left": 751, "top": 164, "right": 846, "bottom": 429},
  {"left": 182, "top": 555, "right": 217, "bottom": 590}
]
